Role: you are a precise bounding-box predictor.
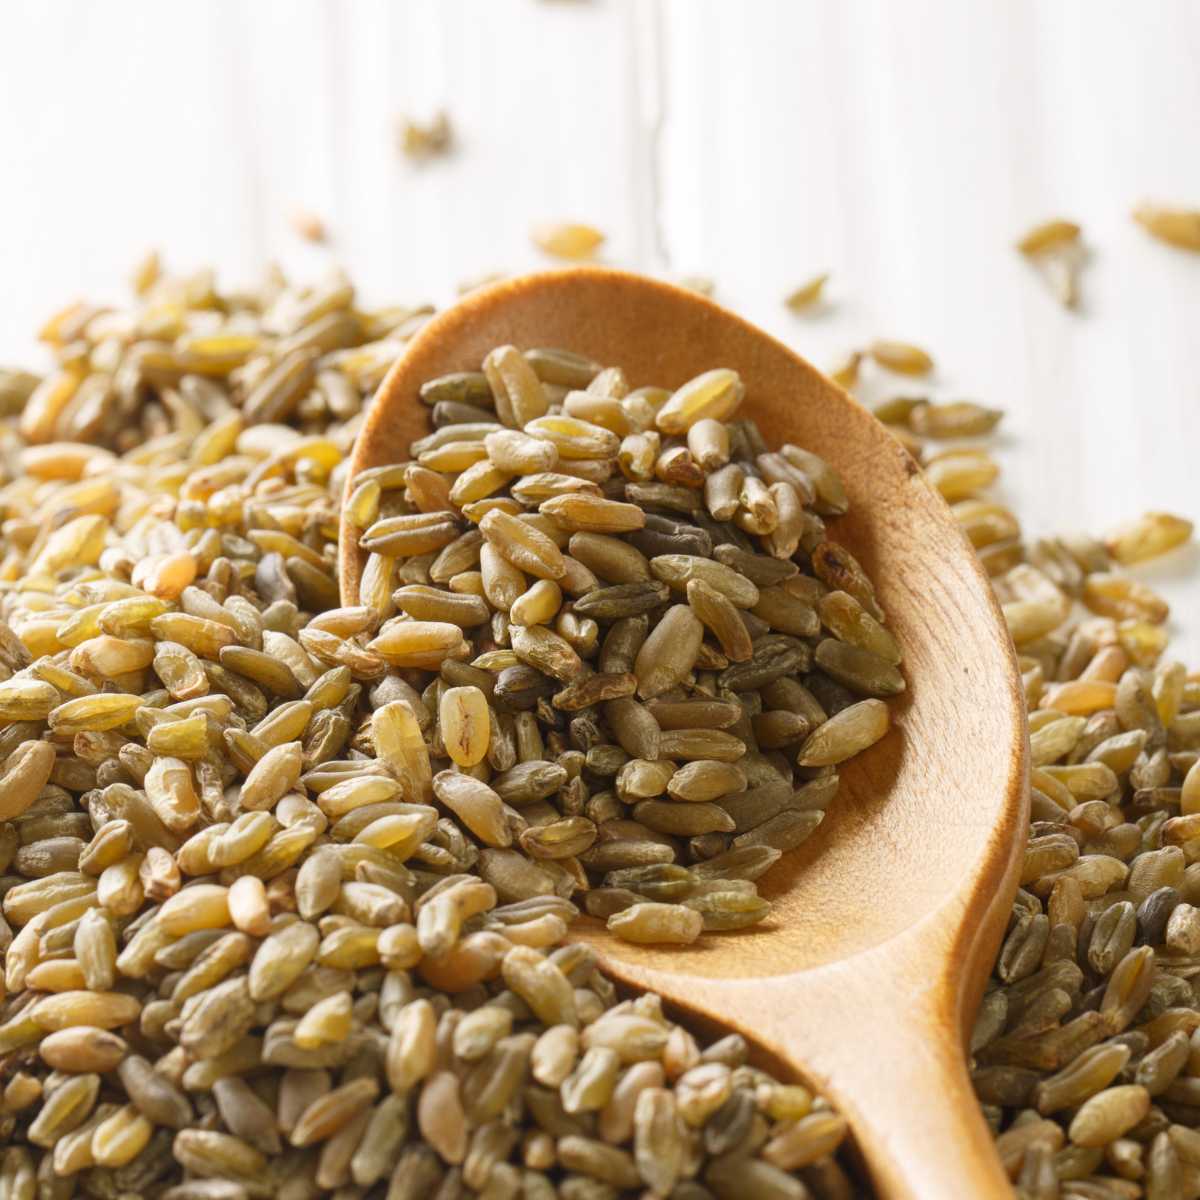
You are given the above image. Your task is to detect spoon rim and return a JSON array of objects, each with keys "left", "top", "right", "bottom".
[{"left": 339, "top": 264, "right": 1030, "bottom": 979}]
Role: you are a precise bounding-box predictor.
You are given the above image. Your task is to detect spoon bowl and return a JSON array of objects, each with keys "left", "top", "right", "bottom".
[{"left": 340, "top": 267, "right": 1029, "bottom": 1198}]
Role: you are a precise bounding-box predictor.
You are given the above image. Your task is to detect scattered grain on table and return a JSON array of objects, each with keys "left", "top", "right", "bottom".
[
  {"left": 290, "top": 211, "right": 327, "bottom": 244},
  {"left": 784, "top": 273, "right": 829, "bottom": 313},
  {"left": 397, "top": 110, "right": 453, "bottom": 160},
  {"left": 1016, "top": 217, "right": 1085, "bottom": 309},
  {"left": 531, "top": 222, "right": 606, "bottom": 260},
  {"left": 1134, "top": 203, "right": 1200, "bottom": 252}
]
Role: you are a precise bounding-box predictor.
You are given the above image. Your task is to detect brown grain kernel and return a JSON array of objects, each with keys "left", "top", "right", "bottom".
[
  {"left": 797, "top": 699, "right": 890, "bottom": 765},
  {"left": 1017, "top": 217, "right": 1082, "bottom": 256},
  {"left": 531, "top": 222, "right": 604, "bottom": 260},
  {"left": 633, "top": 605, "right": 704, "bottom": 700},
  {"left": 868, "top": 339, "right": 934, "bottom": 376},
  {"left": 1069, "top": 1085, "right": 1151, "bottom": 1147},
  {"left": 608, "top": 902, "right": 703, "bottom": 945},
  {"left": 439, "top": 685, "right": 491, "bottom": 767},
  {"left": 1134, "top": 203, "right": 1200, "bottom": 251},
  {"left": 784, "top": 273, "right": 829, "bottom": 312}
]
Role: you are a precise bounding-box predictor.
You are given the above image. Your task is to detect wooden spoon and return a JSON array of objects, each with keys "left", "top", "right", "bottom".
[{"left": 339, "top": 267, "right": 1029, "bottom": 1199}]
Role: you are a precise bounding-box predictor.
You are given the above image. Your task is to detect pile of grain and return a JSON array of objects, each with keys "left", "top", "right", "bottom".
[{"left": 0, "top": 262, "right": 857, "bottom": 1200}]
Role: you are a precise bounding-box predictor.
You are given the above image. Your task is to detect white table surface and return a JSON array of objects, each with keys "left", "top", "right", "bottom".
[{"left": 2, "top": 0, "right": 1197, "bottom": 660}]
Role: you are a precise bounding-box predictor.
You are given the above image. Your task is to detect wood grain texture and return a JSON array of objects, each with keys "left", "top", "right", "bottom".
[{"left": 342, "top": 266, "right": 1030, "bottom": 1197}]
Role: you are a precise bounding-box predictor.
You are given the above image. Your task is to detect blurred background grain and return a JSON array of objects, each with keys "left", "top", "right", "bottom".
[{"left": 2, "top": 0, "right": 1197, "bottom": 653}]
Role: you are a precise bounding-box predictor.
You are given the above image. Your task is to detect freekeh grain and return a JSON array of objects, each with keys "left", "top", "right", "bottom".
[
  {"left": 16, "top": 245, "right": 1199, "bottom": 1198},
  {"left": 0, "top": 266, "right": 883, "bottom": 1196},
  {"left": 349, "top": 339, "right": 905, "bottom": 960}
]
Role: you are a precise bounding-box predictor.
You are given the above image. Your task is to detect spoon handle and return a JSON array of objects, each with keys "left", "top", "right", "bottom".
[
  {"left": 791, "top": 988, "right": 1011, "bottom": 1197},
  {"left": 724, "top": 954, "right": 1010, "bottom": 1199}
]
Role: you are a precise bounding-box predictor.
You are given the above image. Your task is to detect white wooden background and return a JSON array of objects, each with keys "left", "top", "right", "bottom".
[{"left": 2, "top": 0, "right": 1198, "bottom": 660}]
